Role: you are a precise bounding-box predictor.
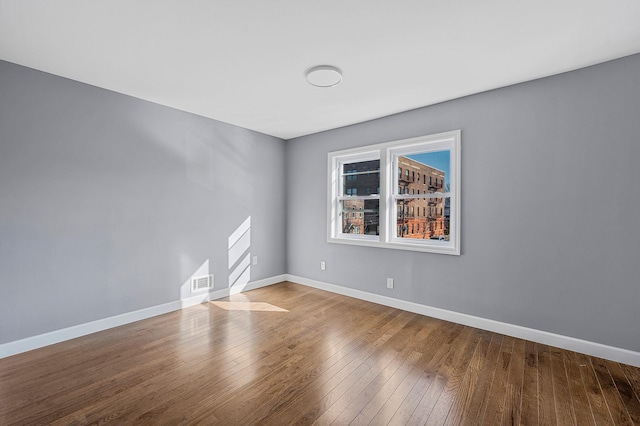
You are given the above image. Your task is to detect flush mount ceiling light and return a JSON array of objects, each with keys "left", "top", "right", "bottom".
[{"left": 305, "top": 65, "right": 342, "bottom": 87}]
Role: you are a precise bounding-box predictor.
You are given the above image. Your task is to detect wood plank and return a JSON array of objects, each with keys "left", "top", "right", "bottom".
[
  {"left": 536, "top": 344, "right": 557, "bottom": 426},
  {"left": 621, "top": 363, "right": 640, "bottom": 405},
  {"left": 422, "top": 326, "right": 481, "bottom": 425},
  {"left": 479, "top": 335, "right": 515, "bottom": 425},
  {"left": 590, "top": 356, "right": 634, "bottom": 425},
  {"left": 604, "top": 359, "right": 640, "bottom": 424},
  {"left": 576, "top": 352, "right": 614, "bottom": 426},
  {"left": 454, "top": 333, "right": 503, "bottom": 426},
  {"left": 519, "top": 339, "right": 538, "bottom": 426},
  {"left": 440, "top": 329, "right": 493, "bottom": 426},
  {"left": 563, "top": 350, "right": 596, "bottom": 426},
  {"left": 549, "top": 345, "right": 576, "bottom": 425},
  {"left": 500, "top": 336, "right": 526, "bottom": 426},
  {"left": 405, "top": 373, "right": 448, "bottom": 424}
]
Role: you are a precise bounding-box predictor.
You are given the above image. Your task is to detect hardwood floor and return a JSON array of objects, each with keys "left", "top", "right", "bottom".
[{"left": 1, "top": 282, "right": 639, "bottom": 425}]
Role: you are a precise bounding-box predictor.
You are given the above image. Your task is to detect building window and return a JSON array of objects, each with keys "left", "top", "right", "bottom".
[{"left": 328, "top": 130, "right": 460, "bottom": 255}]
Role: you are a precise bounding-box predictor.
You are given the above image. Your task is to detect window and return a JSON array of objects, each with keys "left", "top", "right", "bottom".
[
  {"left": 328, "top": 150, "right": 381, "bottom": 238},
  {"left": 328, "top": 130, "right": 460, "bottom": 255}
]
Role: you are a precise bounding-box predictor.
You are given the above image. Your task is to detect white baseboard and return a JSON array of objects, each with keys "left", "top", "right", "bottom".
[
  {"left": 0, "top": 274, "right": 285, "bottom": 359},
  {"left": 5, "top": 273, "right": 638, "bottom": 368},
  {"left": 285, "top": 274, "right": 640, "bottom": 368},
  {"left": 229, "top": 274, "right": 286, "bottom": 295}
]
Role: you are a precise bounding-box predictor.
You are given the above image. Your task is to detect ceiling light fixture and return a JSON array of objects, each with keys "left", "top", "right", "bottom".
[{"left": 305, "top": 65, "right": 342, "bottom": 87}]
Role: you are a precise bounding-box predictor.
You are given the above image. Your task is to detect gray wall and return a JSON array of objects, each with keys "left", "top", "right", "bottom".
[
  {"left": 286, "top": 53, "right": 640, "bottom": 352},
  {"left": 0, "top": 60, "right": 286, "bottom": 344}
]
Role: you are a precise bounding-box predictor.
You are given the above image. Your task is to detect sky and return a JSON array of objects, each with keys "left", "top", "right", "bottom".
[{"left": 407, "top": 150, "right": 450, "bottom": 187}]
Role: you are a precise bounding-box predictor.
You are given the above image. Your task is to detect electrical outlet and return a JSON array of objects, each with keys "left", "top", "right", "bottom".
[
  {"left": 252, "top": 256, "right": 258, "bottom": 265},
  {"left": 320, "top": 261, "right": 326, "bottom": 270},
  {"left": 387, "top": 278, "right": 394, "bottom": 289}
]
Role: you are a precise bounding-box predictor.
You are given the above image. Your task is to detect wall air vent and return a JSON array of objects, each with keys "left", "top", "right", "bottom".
[{"left": 191, "top": 274, "right": 213, "bottom": 293}]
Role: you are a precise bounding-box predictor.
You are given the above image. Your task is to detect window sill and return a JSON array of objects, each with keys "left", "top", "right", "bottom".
[{"left": 328, "top": 236, "right": 460, "bottom": 255}]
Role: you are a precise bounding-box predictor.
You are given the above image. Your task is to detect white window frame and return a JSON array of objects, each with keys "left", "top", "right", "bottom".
[{"left": 327, "top": 130, "right": 460, "bottom": 255}]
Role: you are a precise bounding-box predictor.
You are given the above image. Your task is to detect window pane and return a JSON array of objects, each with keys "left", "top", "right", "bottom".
[
  {"left": 396, "top": 197, "right": 450, "bottom": 241},
  {"left": 341, "top": 199, "right": 380, "bottom": 235},
  {"left": 397, "top": 151, "right": 450, "bottom": 194},
  {"left": 342, "top": 160, "right": 380, "bottom": 196}
]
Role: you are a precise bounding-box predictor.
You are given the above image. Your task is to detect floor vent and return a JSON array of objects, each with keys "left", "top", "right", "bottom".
[{"left": 191, "top": 274, "right": 214, "bottom": 293}]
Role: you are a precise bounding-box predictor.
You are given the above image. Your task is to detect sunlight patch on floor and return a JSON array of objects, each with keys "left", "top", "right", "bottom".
[{"left": 210, "top": 301, "right": 288, "bottom": 312}]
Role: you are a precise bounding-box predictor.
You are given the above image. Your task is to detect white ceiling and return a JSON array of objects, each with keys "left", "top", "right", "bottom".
[{"left": 1, "top": 1, "right": 640, "bottom": 140}]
